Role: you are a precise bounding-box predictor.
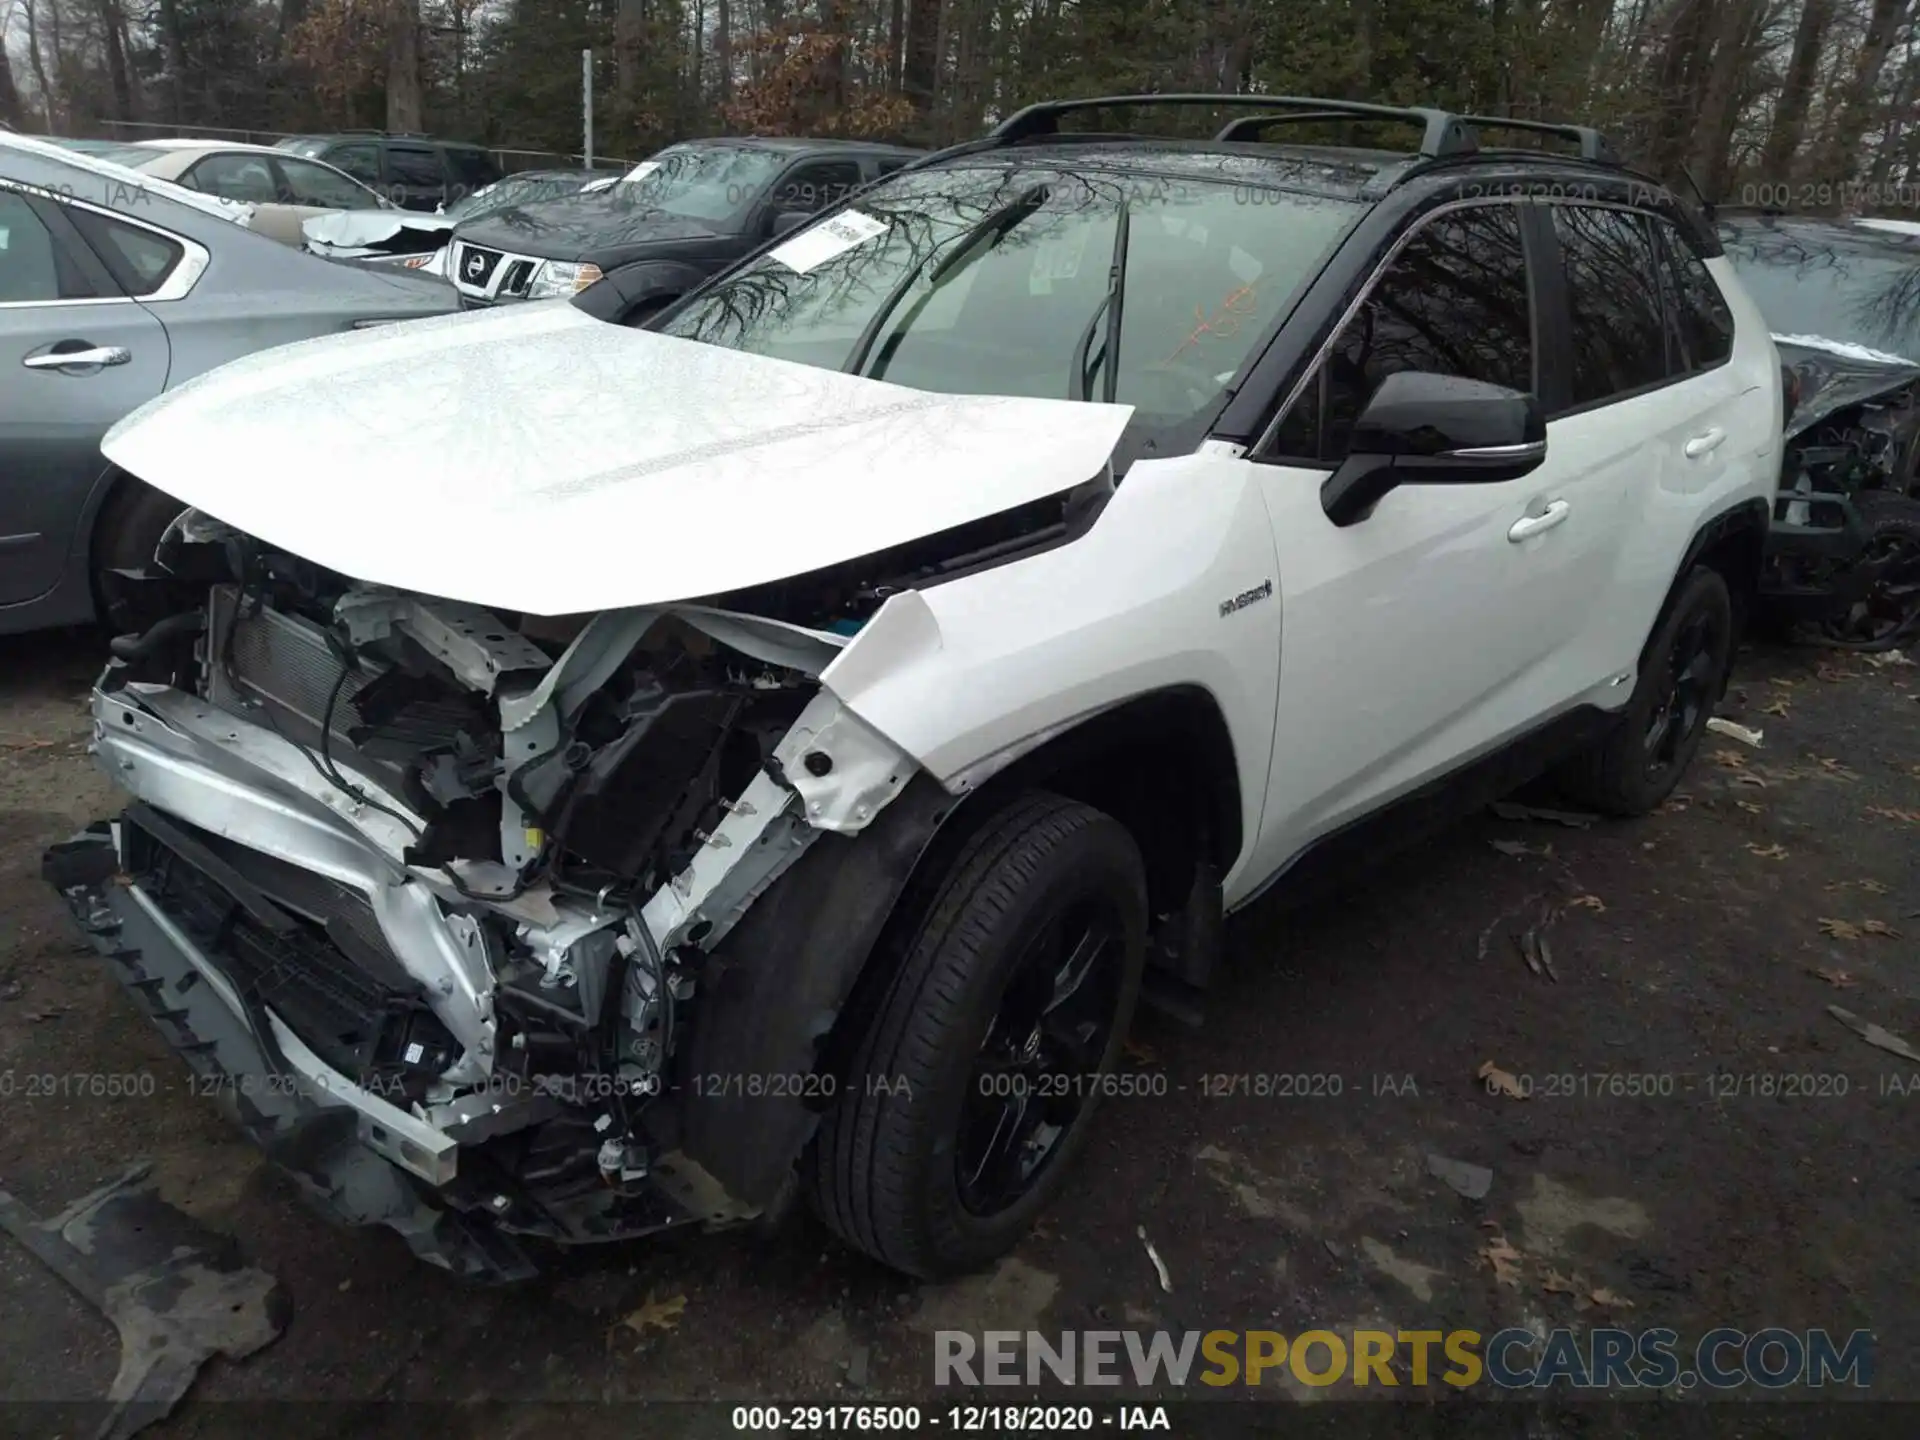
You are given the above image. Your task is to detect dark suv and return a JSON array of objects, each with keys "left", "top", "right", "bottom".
[
  {"left": 273, "top": 132, "right": 503, "bottom": 211},
  {"left": 445, "top": 136, "right": 920, "bottom": 311}
]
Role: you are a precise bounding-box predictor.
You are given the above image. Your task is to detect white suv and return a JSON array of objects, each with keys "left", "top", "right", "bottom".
[{"left": 47, "top": 96, "right": 1782, "bottom": 1282}]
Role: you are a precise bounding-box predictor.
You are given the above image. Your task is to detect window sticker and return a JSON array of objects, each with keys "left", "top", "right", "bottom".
[{"left": 770, "top": 208, "right": 890, "bottom": 274}]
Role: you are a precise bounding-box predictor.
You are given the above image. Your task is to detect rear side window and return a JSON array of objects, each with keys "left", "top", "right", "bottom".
[
  {"left": 387, "top": 146, "right": 445, "bottom": 188},
  {"left": 1279, "top": 202, "right": 1533, "bottom": 462},
  {"left": 1552, "top": 205, "right": 1669, "bottom": 408},
  {"left": 444, "top": 147, "right": 499, "bottom": 193},
  {"left": 186, "top": 152, "right": 279, "bottom": 204},
  {"left": 277, "top": 157, "right": 373, "bottom": 209},
  {"left": 1656, "top": 220, "right": 1735, "bottom": 369},
  {"left": 63, "top": 206, "right": 185, "bottom": 297}
]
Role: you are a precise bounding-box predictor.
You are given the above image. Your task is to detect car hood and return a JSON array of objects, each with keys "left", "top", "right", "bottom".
[
  {"left": 454, "top": 196, "right": 723, "bottom": 260},
  {"left": 1775, "top": 333, "right": 1920, "bottom": 438},
  {"left": 101, "top": 302, "right": 1133, "bottom": 616}
]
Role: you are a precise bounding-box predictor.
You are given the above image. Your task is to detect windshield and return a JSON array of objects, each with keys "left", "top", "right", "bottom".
[
  {"left": 1721, "top": 219, "right": 1920, "bottom": 360},
  {"left": 444, "top": 173, "right": 594, "bottom": 222},
  {"left": 601, "top": 144, "right": 788, "bottom": 226},
  {"left": 658, "top": 161, "right": 1361, "bottom": 441}
]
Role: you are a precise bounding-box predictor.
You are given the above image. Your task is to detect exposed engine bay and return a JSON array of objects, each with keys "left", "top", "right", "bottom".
[{"left": 47, "top": 510, "right": 967, "bottom": 1280}]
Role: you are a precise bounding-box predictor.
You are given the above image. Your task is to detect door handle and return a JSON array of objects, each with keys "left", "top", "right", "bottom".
[
  {"left": 23, "top": 346, "right": 131, "bottom": 370},
  {"left": 1507, "top": 499, "right": 1571, "bottom": 542},
  {"left": 1684, "top": 427, "right": 1727, "bottom": 458}
]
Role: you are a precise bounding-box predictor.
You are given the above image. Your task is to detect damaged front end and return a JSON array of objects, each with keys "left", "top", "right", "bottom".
[{"left": 44, "top": 515, "right": 939, "bottom": 1281}]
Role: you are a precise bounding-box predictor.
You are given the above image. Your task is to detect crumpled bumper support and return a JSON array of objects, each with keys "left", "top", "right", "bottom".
[{"left": 41, "top": 825, "right": 536, "bottom": 1284}]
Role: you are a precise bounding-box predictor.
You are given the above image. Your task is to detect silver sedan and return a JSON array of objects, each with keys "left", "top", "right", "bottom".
[{"left": 0, "top": 133, "right": 459, "bottom": 636}]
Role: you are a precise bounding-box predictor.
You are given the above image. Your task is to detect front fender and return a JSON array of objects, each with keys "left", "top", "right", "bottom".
[{"left": 578, "top": 259, "right": 716, "bottom": 322}]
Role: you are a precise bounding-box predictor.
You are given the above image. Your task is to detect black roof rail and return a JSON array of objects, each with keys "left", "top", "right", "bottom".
[
  {"left": 1455, "top": 114, "right": 1618, "bottom": 164},
  {"left": 993, "top": 94, "right": 1477, "bottom": 158}
]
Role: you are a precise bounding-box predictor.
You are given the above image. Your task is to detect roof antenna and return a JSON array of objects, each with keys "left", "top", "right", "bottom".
[{"left": 1677, "top": 164, "right": 1716, "bottom": 225}]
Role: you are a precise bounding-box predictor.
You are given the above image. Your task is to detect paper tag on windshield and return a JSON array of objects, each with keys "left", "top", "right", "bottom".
[
  {"left": 1028, "top": 226, "right": 1090, "bottom": 295},
  {"left": 771, "top": 209, "right": 889, "bottom": 274},
  {"left": 621, "top": 160, "right": 662, "bottom": 184}
]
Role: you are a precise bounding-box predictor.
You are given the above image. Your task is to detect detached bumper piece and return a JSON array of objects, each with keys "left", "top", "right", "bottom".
[
  {"left": 42, "top": 824, "right": 537, "bottom": 1284},
  {"left": 1761, "top": 487, "right": 1873, "bottom": 622}
]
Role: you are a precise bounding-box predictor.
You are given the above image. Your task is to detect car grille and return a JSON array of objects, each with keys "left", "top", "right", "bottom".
[
  {"left": 122, "top": 806, "right": 457, "bottom": 1084},
  {"left": 455, "top": 242, "right": 503, "bottom": 289}
]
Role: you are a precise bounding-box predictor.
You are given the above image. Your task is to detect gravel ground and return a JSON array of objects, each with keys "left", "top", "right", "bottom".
[{"left": 0, "top": 625, "right": 1916, "bottom": 1437}]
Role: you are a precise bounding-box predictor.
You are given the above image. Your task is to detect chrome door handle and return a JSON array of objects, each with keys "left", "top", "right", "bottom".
[
  {"left": 23, "top": 346, "right": 131, "bottom": 370},
  {"left": 1684, "top": 427, "right": 1727, "bottom": 458},
  {"left": 1508, "top": 499, "right": 1571, "bottom": 542}
]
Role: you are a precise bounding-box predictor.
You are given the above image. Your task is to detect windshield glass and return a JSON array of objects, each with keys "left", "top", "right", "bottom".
[
  {"left": 603, "top": 144, "right": 787, "bottom": 226},
  {"left": 659, "top": 160, "right": 1361, "bottom": 439},
  {"left": 1721, "top": 219, "right": 1920, "bottom": 360},
  {"left": 444, "top": 173, "right": 595, "bottom": 222}
]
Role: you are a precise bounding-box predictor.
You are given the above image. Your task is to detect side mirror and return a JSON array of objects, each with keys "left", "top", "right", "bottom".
[
  {"left": 1321, "top": 371, "right": 1546, "bottom": 527},
  {"left": 770, "top": 209, "right": 812, "bottom": 238}
]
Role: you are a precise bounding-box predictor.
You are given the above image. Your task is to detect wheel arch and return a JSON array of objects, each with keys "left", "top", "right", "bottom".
[{"left": 1647, "top": 496, "right": 1768, "bottom": 669}]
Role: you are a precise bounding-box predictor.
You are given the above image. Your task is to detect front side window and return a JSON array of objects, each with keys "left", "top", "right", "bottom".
[
  {"left": 658, "top": 161, "right": 1362, "bottom": 449},
  {"left": 0, "top": 190, "right": 91, "bottom": 302},
  {"left": 1275, "top": 203, "right": 1532, "bottom": 462},
  {"left": 1553, "top": 205, "right": 1669, "bottom": 407},
  {"left": 277, "top": 157, "right": 377, "bottom": 209},
  {"left": 327, "top": 143, "right": 380, "bottom": 185},
  {"left": 765, "top": 161, "right": 863, "bottom": 220},
  {"left": 186, "top": 152, "right": 279, "bottom": 204}
]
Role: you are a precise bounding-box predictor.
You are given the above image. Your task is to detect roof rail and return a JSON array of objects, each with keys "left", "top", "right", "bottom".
[
  {"left": 992, "top": 94, "right": 1477, "bottom": 158},
  {"left": 1455, "top": 114, "right": 1618, "bottom": 164}
]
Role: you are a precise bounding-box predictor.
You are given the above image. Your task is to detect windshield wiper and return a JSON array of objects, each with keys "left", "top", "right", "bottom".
[
  {"left": 1071, "top": 197, "right": 1131, "bottom": 403},
  {"left": 846, "top": 184, "right": 1052, "bottom": 378}
]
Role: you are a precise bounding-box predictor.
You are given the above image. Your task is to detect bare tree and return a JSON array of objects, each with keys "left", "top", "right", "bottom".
[
  {"left": 1808, "top": 0, "right": 1915, "bottom": 187},
  {"left": 387, "top": 0, "right": 423, "bottom": 130}
]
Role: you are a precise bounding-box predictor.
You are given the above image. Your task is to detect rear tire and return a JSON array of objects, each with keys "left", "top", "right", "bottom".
[
  {"left": 91, "top": 478, "right": 185, "bottom": 636},
  {"left": 1558, "top": 565, "right": 1734, "bottom": 816},
  {"left": 808, "top": 792, "right": 1146, "bottom": 1278}
]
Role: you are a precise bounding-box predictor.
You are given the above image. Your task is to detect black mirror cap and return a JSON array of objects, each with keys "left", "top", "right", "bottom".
[{"left": 1321, "top": 371, "right": 1546, "bottom": 527}]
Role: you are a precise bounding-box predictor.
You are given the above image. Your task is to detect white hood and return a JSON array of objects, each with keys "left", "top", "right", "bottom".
[{"left": 102, "top": 302, "right": 1132, "bottom": 616}]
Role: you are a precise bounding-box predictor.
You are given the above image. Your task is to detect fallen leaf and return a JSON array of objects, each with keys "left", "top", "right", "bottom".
[
  {"left": 1122, "top": 1038, "right": 1159, "bottom": 1067},
  {"left": 1653, "top": 794, "right": 1692, "bottom": 815},
  {"left": 1542, "top": 1269, "right": 1580, "bottom": 1295},
  {"left": 1815, "top": 664, "right": 1859, "bottom": 683},
  {"left": 611, "top": 1292, "right": 687, "bottom": 1345},
  {"left": 1769, "top": 675, "right": 1800, "bottom": 688},
  {"left": 1568, "top": 894, "right": 1606, "bottom": 913},
  {"left": 1477, "top": 1061, "right": 1528, "bottom": 1100},
  {"left": 1828, "top": 1006, "right": 1920, "bottom": 1063},
  {"left": 1812, "top": 967, "right": 1858, "bottom": 988},
  {"left": 1861, "top": 920, "right": 1901, "bottom": 938},
  {"left": 1587, "top": 1287, "right": 1636, "bottom": 1311},
  {"left": 1746, "top": 843, "right": 1789, "bottom": 860},
  {"left": 1811, "top": 756, "right": 1859, "bottom": 780},
  {"left": 1483, "top": 1235, "right": 1525, "bottom": 1287},
  {"left": 1710, "top": 749, "right": 1748, "bottom": 769},
  {"left": 1865, "top": 806, "right": 1920, "bottom": 824},
  {"left": 1860, "top": 879, "right": 1890, "bottom": 894},
  {"left": 1735, "top": 800, "right": 1764, "bottom": 813},
  {"left": 1760, "top": 699, "right": 1792, "bottom": 718},
  {"left": 1862, "top": 649, "right": 1915, "bottom": 669},
  {"left": 1734, "top": 774, "right": 1769, "bottom": 789},
  {"left": 1819, "top": 918, "right": 1863, "bottom": 940}
]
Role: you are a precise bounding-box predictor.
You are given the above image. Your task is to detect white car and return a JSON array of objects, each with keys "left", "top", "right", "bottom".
[
  {"left": 45, "top": 97, "right": 1782, "bottom": 1283},
  {"left": 102, "top": 138, "right": 392, "bottom": 246}
]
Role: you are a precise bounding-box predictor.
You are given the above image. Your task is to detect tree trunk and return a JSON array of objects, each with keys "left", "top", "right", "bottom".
[
  {"left": 0, "top": 40, "right": 22, "bottom": 129},
  {"left": 1690, "top": 0, "right": 1765, "bottom": 195},
  {"left": 615, "top": 0, "right": 645, "bottom": 108},
  {"left": 1809, "top": 0, "right": 1913, "bottom": 188},
  {"left": 22, "top": 0, "right": 53, "bottom": 131},
  {"left": 903, "top": 0, "right": 940, "bottom": 113},
  {"left": 385, "top": 0, "right": 424, "bottom": 132},
  {"left": 1761, "top": 0, "right": 1837, "bottom": 182},
  {"left": 156, "top": 0, "right": 188, "bottom": 122},
  {"left": 719, "top": 0, "right": 733, "bottom": 100},
  {"left": 96, "top": 0, "right": 136, "bottom": 121}
]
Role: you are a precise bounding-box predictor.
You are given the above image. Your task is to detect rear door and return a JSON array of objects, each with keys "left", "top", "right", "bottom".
[
  {"left": 0, "top": 187, "right": 170, "bottom": 606},
  {"left": 1536, "top": 202, "right": 1762, "bottom": 690}
]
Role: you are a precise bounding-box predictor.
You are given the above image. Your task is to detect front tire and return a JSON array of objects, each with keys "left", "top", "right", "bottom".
[
  {"left": 809, "top": 792, "right": 1146, "bottom": 1278},
  {"left": 1558, "top": 565, "right": 1734, "bottom": 816},
  {"left": 91, "top": 477, "right": 185, "bottom": 635}
]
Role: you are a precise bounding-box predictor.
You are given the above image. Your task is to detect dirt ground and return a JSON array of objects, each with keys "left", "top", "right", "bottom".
[{"left": 1, "top": 624, "right": 1916, "bottom": 1436}]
